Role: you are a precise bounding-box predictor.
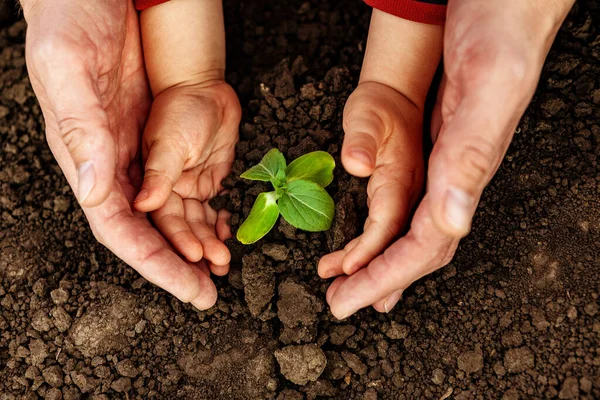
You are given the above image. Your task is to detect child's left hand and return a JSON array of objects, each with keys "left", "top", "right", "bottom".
[{"left": 134, "top": 80, "right": 241, "bottom": 276}]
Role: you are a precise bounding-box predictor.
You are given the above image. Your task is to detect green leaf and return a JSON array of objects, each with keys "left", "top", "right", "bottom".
[
  {"left": 278, "top": 180, "right": 334, "bottom": 232},
  {"left": 240, "top": 148, "right": 287, "bottom": 183},
  {"left": 236, "top": 192, "right": 280, "bottom": 244},
  {"left": 286, "top": 151, "right": 335, "bottom": 187}
]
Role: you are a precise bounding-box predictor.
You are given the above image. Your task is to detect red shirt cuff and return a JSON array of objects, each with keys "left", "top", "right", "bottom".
[
  {"left": 135, "top": 0, "right": 170, "bottom": 11},
  {"left": 365, "top": 0, "right": 447, "bottom": 25}
]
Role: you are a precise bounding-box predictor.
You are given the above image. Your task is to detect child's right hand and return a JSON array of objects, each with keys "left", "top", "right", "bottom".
[{"left": 134, "top": 80, "right": 241, "bottom": 276}]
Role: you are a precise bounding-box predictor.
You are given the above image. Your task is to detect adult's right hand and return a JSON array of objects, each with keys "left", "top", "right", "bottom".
[{"left": 22, "top": 0, "right": 219, "bottom": 309}]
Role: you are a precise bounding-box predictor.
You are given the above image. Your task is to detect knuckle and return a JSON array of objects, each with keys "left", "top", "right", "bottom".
[
  {"left": 56, "top": 116, "right": 86, "bottom": 154},
  {"left": 458, "top": 141, "right": 496, "bottom": 184}
]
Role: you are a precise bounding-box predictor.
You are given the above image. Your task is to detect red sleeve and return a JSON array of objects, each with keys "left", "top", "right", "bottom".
[
  {"left": 365, "top": 0, "right": 447, "bottom": 25},
  {"left": 135, "top": 0, "right": 170, "bottom": 11}
]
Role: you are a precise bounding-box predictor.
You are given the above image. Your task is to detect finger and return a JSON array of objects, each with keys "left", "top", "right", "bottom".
[
  {"left": 372, "top": 289, "right": 403, "bottom": 313},
  {"left": 85, "top": 190, "right": 217, "bottom": 308},
  {"left": 196, "top": 259, "right": 211, "bottom": 276},
  {"left": 151, "top": 193, "right": 204, "bottom": 262},
  {"left": 209, "top": 262, "right": 229, "bottom": 277},
  {"left": 206, "top": 204, "right": 231, "bottom": 275},
  {"left": 427, "top": 81, "right": 525, "bottom": 237},
  {"left": 342, "top": 165, "right": 418, "bottom": 275},
  {"left": 318, "top": 237, "right": 360, "bottom": 278},
  {"left": 216, "top": 209, "right": 232, "bottom": 242},
  {"left": 327, "top": 196, "right": 459, "bottom": 319},
  {"left": 41, "top": 69, "right": 116, "bottom": 208},
  {"left": 325, "top": 276, "right": 348, "bottom": 309},
  {"left": 134, "top": 134, "right": 186, "bottom": 212},
  {"left": 189, "top": 264, "right": 216, "bottom": 310},
  {"left": 428, "top": 1, "right": 554, "bottom": 237},
  {"left": 341, "top": 91, "right": 385, "bottom": 177},
  {"left": 318, "top": 250, "right": 347, "bottom": 279},
  {"left": 184, "top": 199, "right": 231, "bottom": 266}
]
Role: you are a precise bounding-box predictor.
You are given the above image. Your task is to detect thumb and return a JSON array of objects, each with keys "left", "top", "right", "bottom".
[
  {"left": 427, "top": 88, "right": 524, "bottom": 237},
  {"left": 341, "top": 83, "right": 391, "bottom": 177},
  {"left": 133, "top": 107, "right": 186, "bottom": 212},
  {"left": 52, "top": 76, "right": 116, "bottom": 208}
]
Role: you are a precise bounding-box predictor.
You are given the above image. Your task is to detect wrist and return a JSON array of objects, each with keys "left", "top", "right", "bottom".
[
  {"left": 141, "top": 0, "right": 226, "bottom": 96},
  {"left": 157, "top": 71, "right": 227, "bottom": 97}
]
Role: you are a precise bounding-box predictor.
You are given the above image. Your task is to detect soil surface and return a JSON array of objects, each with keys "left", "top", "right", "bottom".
[{"left": 1, "top": 1, "right": 600, "bottom": 399}]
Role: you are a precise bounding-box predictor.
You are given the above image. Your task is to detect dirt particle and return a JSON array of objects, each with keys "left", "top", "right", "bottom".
[
  {"left": 110, "top": 377, "right": 132, "bottom": 393},
  {"left": 504, "top": 347, "right": 535, "bottom": 373},
  {"left": 584, "top": 302, "right": 598, "bottom": 316},
  {"left": 31, "top": 309, "right": 53, "bottom": 332},
  {"left": 558, "top": 376, "right": 579, "bottom": 399},
  {"left": 341, "top": 351, "right": 367, "bottom": 375},
  {"left": 53, "top": 196, "right": 71, "bottom": 213},
  {"left": 385, "top": 322, "right": 409, "bottom": 340},
  {"left": 277, "top": 279, "right": 323, "bottom": 327},
  {"left": 28, "top": 339, "right": 48, "bottom": 366},
  {"left": 51, "top": 306, "right": 72, "bottom": 332},
  {"left": 242, "top": 252, "right": 275, "bottom": 319},
  {"left": 323, "top": 351, "right": 349, "bottom": 380},
  {"left": 93, "top": 365, "right": 110, "bottom": 379},
  {"left": 363, "top": 388, "right": 378, "bottom": 400},
  {"left": 50, "top": 288, "right": 69, "bottom": 305},
  {"left": 262, "top": 243, "right": 290, "bottom": 261},
  {"left": 116, "top": 359, "right": 138, "bottom": 378},
  {"left": 329, "top": 325, "right": 356, "bottom": 345},
  {"left": 70, "top": 372, "right": 99, "bottom": 393},
  {"left": 42, "top": 365, "right": 64, "bottom": 388},
  {"left": 326, "top": 193, "right": 358, "bottom": 252},
  {"left": 457, "top": 347, "right": 483, "bottom": 374},
  {"left": 32, "top": 278, "right": 48, "bottom": 296},
  {"left": 45, "top": 388, "right": 63, "bottom": 400},
  {"left": 275, "top": 344, "right": 327, "bottom": 385},
  {"left": 277, "top": 389, "right": 304, "bottom": 400},
  {"left": 431, "top": 368, "right": 446, "bottom": 385},
  {"left": 501, "top": 331, "right": 523, "bottom": 348}
]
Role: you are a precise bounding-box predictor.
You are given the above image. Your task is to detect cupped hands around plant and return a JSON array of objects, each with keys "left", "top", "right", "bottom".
[
  {"left": 237, "top": 149, "right": 336, "bottom": 244},
  {"left": 22, "top": 0, "right": 223, "bottom": 310}
]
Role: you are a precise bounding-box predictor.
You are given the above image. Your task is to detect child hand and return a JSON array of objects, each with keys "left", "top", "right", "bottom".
[
  {"left": 134, "top": 80, "right": 241, "bottom": 275},
  {"left": 318, "top": 9, "right": 443, "bottom": 316}
]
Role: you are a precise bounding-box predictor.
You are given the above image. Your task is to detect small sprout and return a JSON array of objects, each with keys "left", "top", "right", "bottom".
[{"left": 237, "top": 149, "right": 335, "bottom": 244}]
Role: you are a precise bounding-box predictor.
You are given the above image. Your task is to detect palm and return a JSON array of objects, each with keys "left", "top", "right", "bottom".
[{"left": 143, "top": 83, "right": 239, "bottom": 203}]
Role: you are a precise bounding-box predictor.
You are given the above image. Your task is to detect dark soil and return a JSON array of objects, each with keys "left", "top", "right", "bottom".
[{"left": 1, "top": 1, "right": 600, "bottom": 399}]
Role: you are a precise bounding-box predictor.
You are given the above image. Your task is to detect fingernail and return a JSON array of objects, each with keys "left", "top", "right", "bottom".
[
  {"left": 77, "top": 161, "right": 96, "bottom": 203},
  {"left": 335, "top": 311, "right": 351, "bottom": 321},
  {"left": 134, "top": 189, "right": 149, "bottom": 203},
  {"left": 384, "top": 290, "right": 403, "bottom": 313},
  {"left": 349, "top": 148, "right": 374, "bottom": 168},
  {"left": 444, "top": 187, "right": 473, "bottom": 232}
]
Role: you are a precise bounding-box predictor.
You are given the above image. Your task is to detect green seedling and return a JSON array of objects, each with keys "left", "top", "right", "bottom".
[{"left": 237, "top": 148, "right": 335, "bottom": 244}]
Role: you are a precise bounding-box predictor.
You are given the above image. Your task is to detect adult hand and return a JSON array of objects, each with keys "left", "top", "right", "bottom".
[
  {"left": 22, "top": 0, "right": 219, "bottom": 309},
  {"left": 320, "top": 0, "right": 575, "bottom": 319}
]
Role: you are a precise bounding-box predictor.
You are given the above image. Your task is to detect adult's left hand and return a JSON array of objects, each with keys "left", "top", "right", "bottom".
[{"left": 320, "top": 0, "right": 575, "bottom": 319}]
